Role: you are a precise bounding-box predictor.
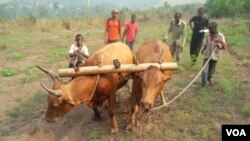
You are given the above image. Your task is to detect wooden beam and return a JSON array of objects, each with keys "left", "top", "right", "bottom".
[{"left": 58, "top": 63, "right": 178, "bottom": 77}]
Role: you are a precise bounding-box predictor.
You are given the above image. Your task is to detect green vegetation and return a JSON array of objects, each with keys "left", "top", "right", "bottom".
[
  {"left": 0, "top": 3, "right": 249, "bottom": 140},
  {"left": 0, "top": 86, "right": 3, "bottom": 94},
  {"left": 1, "top": 69, "right": 15, "bottom": 77},
  {"left": 241, "top": 104, "right": 250, "bottom": 117},
  {"left": 5, "top": 90, "right": 44, "bottom": 120},
  {"left": 46, "top": 47, "right": 68, "bottom": 63},
  {"left": 87, "top": 131, "right": 103, "bottom": 140},
  {"left": 21, "top": 70, "right": 40, "bottom": 83},
  {"left": 218, "top": 19, "right": 250, "bottom": 56},
  {"left": 8, "top": 53, "right": 26, "bottom": 60},
  {"left": 20, "top": 67, "right": 42, "bottom": 83},
  {"left": 174, "top": 77, "right": 188, "bottom": 88},
  {"left": 205, "top": 0, "right": 250, "bottom": 18}
]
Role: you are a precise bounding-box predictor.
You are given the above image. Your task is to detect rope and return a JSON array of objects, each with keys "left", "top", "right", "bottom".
[
  {"left": 88, "top": 74, "right": 100, "bottom": 101},
  {"left": 151, "top": 47, "right": 217, "bottom": 111}
]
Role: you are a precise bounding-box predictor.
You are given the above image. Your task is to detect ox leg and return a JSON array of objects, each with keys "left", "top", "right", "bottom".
[
  {"left": 93, "top": 104, "right": 101, "bottom": 121},
  {"left": 108, "top": 92, "right": 118, "bottom": 134},
  {"left": 127, "top": 102, "right": 139, "bottom": 131},
  {"left": 160, "top": 91, "right": 167, "bottom": 105},
  {"left": 127, "top": 78, "right": 142, "bottom": 131}
]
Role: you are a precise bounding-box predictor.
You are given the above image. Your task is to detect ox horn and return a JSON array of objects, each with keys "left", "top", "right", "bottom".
[
  {"left": 40, "top": 82, "right": 62, "bottom": 97},
  {"left": 36, "top": 66, "right": 59, "bottom": 82}
]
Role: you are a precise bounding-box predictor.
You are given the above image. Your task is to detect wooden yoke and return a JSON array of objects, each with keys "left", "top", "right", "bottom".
[{"left": 58, "top": 63, "right": 178, "bottom": 77}]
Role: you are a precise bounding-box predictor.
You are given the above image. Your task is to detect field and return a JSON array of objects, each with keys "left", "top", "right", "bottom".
[{"left": 0, "top": 14, "right": 249, "bottom": 141}]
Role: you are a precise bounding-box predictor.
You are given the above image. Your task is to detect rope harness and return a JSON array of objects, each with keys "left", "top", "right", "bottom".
[
  {"left": 150, "top": 47, "right": 217, "bottom": 111},
  {"left": 86, "top": 74, "right": 100, "bottom": 108}
]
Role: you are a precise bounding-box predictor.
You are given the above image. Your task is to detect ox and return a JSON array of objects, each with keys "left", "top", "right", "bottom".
[
  {"left": 38, "top": 42, "right": 133, "bottom": 134},
  {"left": 128, "top": 40, "right": 173, "bottom": 128}
]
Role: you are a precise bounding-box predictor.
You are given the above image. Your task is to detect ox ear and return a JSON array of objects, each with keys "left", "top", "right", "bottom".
[
  {"left": 162, "top": 76, "right": 171, "bottom": 82},
  {"left": 64, "top": 98, "right": 78, "bottom": 106}
]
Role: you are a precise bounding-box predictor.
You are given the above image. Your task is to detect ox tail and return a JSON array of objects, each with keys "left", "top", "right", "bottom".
[{"left": 36, "top": 66, "right": 60, "bottom": 82}]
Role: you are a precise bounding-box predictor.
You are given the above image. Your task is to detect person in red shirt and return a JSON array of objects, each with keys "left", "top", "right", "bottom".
[
  {"left": 104, "top": 9, "right": 122, "bottom": 44},
  {"left": 122, "top": 14, "right": 138, "bottom": 51}
]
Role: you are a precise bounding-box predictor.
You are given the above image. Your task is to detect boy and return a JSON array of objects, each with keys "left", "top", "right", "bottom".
[
  {"left": 104, "top": 9, "right": 122, "bottom": 44},
  {"left": 68, "top": 34, "right": 89, "bottom": 68},
  {"left": 165, "top": 12, "right": 186, "bottom": 62},
  {"left": 189, "top": 7, "right": 209, "bottom": 67},
  {"left": 122, "top": 14, "right": 138, "bottom": 51},
  {"left": 201, "top": 21, "right": 227, "bottom": 86}
]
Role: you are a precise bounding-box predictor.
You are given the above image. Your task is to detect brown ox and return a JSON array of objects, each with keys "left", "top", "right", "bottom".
[
  {"left": 128, "top": 40, "right": 173, "bottom": 128},
  {"left": 38, "top": 42, "right": 133, "bottom": 134}
]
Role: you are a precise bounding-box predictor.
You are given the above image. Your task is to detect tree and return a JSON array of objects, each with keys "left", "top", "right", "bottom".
[{"left": 205, "top": 0, "right": 248, "bottom": 17}]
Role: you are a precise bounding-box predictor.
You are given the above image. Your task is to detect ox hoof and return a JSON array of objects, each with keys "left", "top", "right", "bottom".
[
  {"left": 111, "top": 128, "right": 118, "bottom": 134},
  {"left": 125, "top": 124, "right": 134, "bottom": 132}
]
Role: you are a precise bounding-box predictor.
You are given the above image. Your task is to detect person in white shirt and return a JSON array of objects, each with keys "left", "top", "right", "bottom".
[{"left": 68, "top": 34, "right": 89, "bottom": 68}]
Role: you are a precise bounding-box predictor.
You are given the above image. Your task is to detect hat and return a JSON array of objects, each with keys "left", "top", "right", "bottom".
[{"left": 111, "top": 9, "right": 119, "bottom": 14}]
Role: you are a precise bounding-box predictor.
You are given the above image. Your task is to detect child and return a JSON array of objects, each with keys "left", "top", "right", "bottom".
[
  {"left": 68, "top": 34, "right": 89, "bottom": 68},
  {"left": 201, "top": 21, "right": 227, "bottom": 87}
]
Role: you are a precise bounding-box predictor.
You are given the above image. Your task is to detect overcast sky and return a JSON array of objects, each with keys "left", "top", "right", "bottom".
[
  {"left": 0, "top": 0, "right": 206, "bottom": 5},
  {"left": 0, "top": 0, "right": 9, "bottom": 4},
  {"left": 168, "top": 0, "right": 206, "bottom": 5}
]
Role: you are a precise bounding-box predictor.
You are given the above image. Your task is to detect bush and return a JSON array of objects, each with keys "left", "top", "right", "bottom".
[
  {"left": 0, "top": 16, "right": 6, "bottom": 24},
  {"left": 205, "top": 0, "right": 248, "bottom": 18},
  {"left": 62, "top": 20, "right": 71, "bottom": 30}
]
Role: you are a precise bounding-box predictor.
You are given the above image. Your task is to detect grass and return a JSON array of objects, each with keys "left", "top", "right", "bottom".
[
  {"left": 1, "top": 69, "right": 15, "bottom": 77},
  {"left": 218, "top": 19, "right": 250, "bottom": 56},
  {"left": 172, "top": 110, "right": 194, "bottom": 125},
  {"left": 192, "top": 87, "right": 213, "bottom": 113},
  {"left": 220, "top": 112, "right": 232, "bottom": 121},
  {"left": 46, "top": 47, "right": 68, "bottom": 63},
  {"left": 173, "top": 77, "right": 188, "bottom": 88},
  {"left": 156, "top": 20, "right": 248, "bottom": 140},
  {"left": 8, "top": 52, "right": 26, "bottom": 61},
  {"left": 217, "top": 54, "right": 243, "bottom": 108},
  {"left": 0, "top": 32, "right": 32, "bottom": 48},
  {"left": 0, "top": 86, "right": 3, "bottom": 94},
  {"left": 87, "top": 131, "right": 103, "bottom": 140},
  {"left": 241, "top": 104, "right": 250, "bottom": 117},
  {"left": 5, "top": 90, "right": 44, "bottom": 120},
  {"left": 0, "top": 16, "right": 249, "bottom": 141},
  {"left": 21, "top": 67, "right": 42, "bottom": 83}
]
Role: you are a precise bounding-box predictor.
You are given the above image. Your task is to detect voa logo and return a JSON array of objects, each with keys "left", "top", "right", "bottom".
[{"left": 226, "top": 129, "right": 246, "bottom": 136}]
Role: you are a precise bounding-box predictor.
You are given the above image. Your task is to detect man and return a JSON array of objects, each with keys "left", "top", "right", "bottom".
[
  {"left": 68, "top": 34, "right": 89, "bottom": 68},
  {"left": 104, "top": 9, "right": 122, "bottom": 44},
  {"left": 165, "top": 12, "right": 186, "bottom": 62},
  {"left": 189, "top": 7, "right": 209, "bottom": 67},
  {"left": 122, "top": 14, "right": 138, "bottom": 51},
  {"left": 201, "top": 21, "right": 227, "bottom": 87}
]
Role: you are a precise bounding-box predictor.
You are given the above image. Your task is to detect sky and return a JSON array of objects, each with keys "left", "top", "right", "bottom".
[
  {"left": 0, "top": 0, "right": 9, "bottom": 4},
  {"left": 168, "top": 0, "right": 206, "bottom": 5},
  {"left": 0, "top": 0, "right": 206, "bottom": 6}
]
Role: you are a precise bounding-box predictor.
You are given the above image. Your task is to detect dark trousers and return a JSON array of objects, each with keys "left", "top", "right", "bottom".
[
  {"left": 190, "top": 33, "right": 204, "bottom": 64},
  {"left": 69, "top": 62, "right": 83, "bottom": 68},
  {"left": 170, "top": 40, "right": 182, "bottom": 61},
  {"left": 125, "top": 40, "right": 135, "bottom": 52},
  {"left": 201, "top": 59, "right": 217, "bottom": 86},
  {"left": 107, "top": 39, "right": 119, "bottom": 44}
]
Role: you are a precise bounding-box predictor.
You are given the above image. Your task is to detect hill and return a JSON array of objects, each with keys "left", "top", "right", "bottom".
[{"left": 0, "top": 0, "right": 205, "bottom": 19}]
